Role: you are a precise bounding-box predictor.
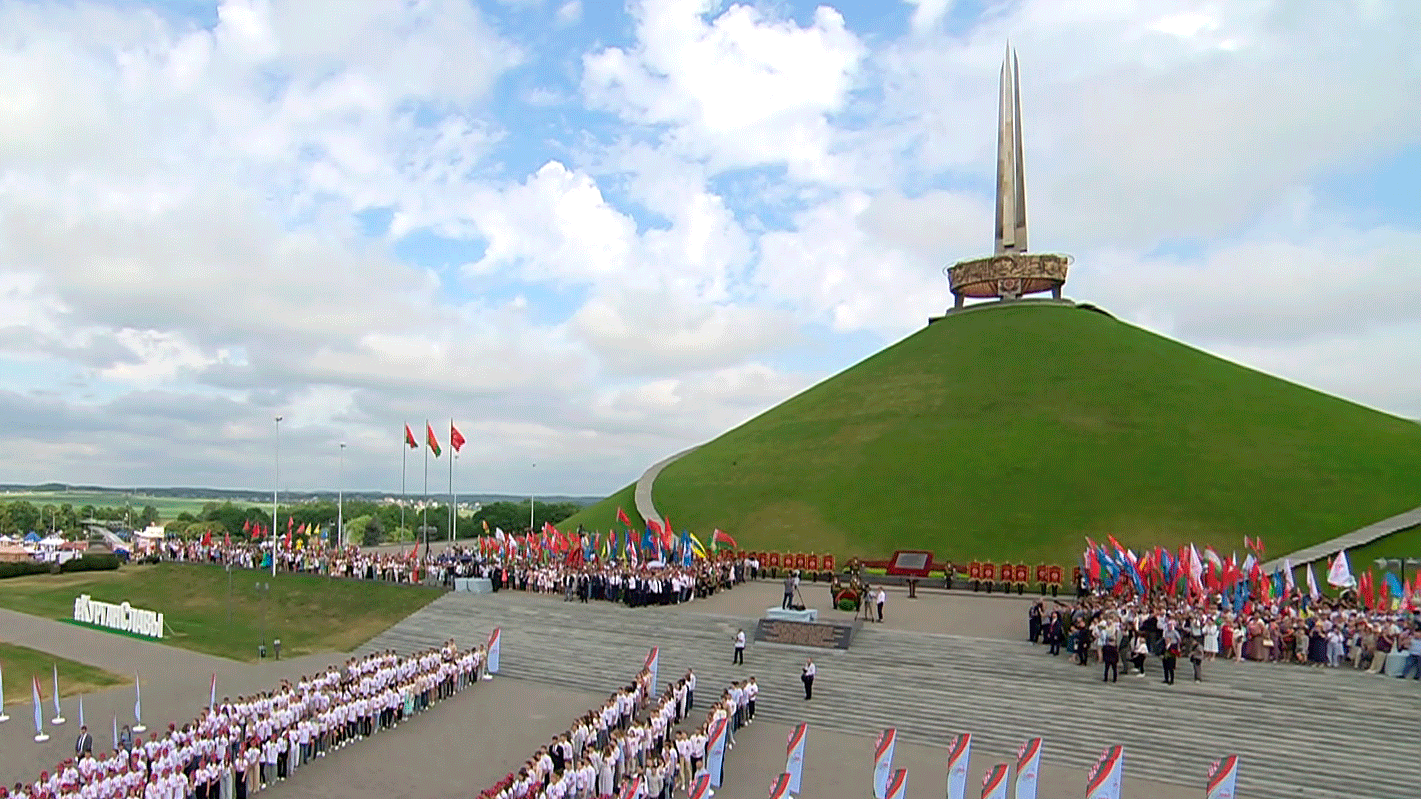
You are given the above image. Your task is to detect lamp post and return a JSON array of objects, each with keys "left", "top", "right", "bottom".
[
  {"left": 271, "top": 415, "right": 282, "bottom": 577},
  {"left": 255, "top": 581, "right": 270, "bottom": 660},
  {"left": 338, "top": 442, "right": 346, "bottom": 549}
]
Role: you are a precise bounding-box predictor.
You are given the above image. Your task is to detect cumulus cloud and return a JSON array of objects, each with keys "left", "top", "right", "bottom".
[{"left": 0, "top": 0, "right": 1416, "bottom": 496}]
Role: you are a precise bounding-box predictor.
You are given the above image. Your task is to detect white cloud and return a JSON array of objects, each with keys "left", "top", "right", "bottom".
[
  {"left": 582, "top": 0, "right": 868, "bottom": 182},
  {"left": 0, "top": 0, "right": 1417, "bottom": 497},
  {"left": 555, "top": 1, "right": 583, "bottom": 27}
]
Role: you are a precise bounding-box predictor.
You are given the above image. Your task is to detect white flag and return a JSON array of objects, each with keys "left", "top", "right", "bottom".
[
  {"left": 1326, "top": 550, "right": 1355, "bottom": 588},
  {"left": 78, "top": 694, "right": 85, "bottom": 728},
  {"left": 1282, "top": 559, "right": 1295, "bottom": 592},
  {"left": 32, "top": 677, "right": 43, "bottom": 735},
  {"left": 1306, "top": 563, "right": 1320, "bottom": 600},
  {"left": 52, "top": 664, "right": 62, "bottom": 717},
  {"left": 134, "top": 674, "right": 142, "bottom": 723}
]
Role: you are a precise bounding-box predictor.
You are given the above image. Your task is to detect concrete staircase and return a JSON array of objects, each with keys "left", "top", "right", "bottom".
[
  {"left": 1261, "top": 504, "right": 1421, "bottom": 573},
  {"left": 633, "top": 445, "right": 699, "bottom": 526},
  {"left": 358, "top": 591, "right": 1411, "bottom": 799}
]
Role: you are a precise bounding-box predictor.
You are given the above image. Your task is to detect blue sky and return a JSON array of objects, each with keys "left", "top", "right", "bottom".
[{"left": 0, "top": 0, "right": 1418, "bottom": 496}]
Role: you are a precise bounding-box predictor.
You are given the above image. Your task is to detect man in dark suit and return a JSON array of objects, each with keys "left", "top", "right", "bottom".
[{"left": 75, "top": 725, "right": 93, "bottom": 757}]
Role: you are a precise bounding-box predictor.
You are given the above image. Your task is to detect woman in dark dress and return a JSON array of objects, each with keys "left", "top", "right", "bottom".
[
  {"left": 1028, "top": 601, "right": 1044, "bottom": 644},
  {"left": 1307, "top": 622, "right": 1328, "bottom": 666}
]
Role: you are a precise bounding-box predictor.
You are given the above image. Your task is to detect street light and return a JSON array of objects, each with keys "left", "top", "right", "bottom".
[
  {"left": 338, "top": 442, "right": 347, "bottom": 549},
  {"left": 271, "top": 416, "right": 283, "bottom": 577},
  {"left": 255, "top": 581, "right": 270, "bottom": 659}
]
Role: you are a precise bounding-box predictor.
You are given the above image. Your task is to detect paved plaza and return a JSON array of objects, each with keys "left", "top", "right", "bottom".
[{"left": 2, "top": 579, "right": 1410, "bottom": 798}]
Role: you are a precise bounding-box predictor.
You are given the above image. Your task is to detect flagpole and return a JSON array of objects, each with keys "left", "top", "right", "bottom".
[
  {"left": 272, "top": 415, "right": 282, "bottom": 577},
  {"left": 401, "top": 423, "right": 408, "bottom": 556},
  {"left": 422, "top": 419, "right": 430, "bottom": 563},
  {"left": 449, "top": 419, "right": 455, "bottom": 543},
  {"left": 529, "top": 462, "right": 536, "bottom": 534}
]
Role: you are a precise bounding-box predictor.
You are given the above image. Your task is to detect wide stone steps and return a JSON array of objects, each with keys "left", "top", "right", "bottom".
[{"left": 358, "top": 592, "right": 1410, "bottom": 799}]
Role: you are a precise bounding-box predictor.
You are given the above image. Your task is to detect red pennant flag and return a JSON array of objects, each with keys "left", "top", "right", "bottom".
[
  {"left": 201, "top": 530, "right": 212, "bottom": 546},
  {"left": 450, "top": 422, "right": 466, "bottom": 453},
  {"left": 616, "top": 507, "right": 631, "bottom": 527},
  {"left": 404, "top": 424, "right": 418, "bottom": 448},
  {"left": 242, "top": 519, "right": 251, "bottom": 534}
]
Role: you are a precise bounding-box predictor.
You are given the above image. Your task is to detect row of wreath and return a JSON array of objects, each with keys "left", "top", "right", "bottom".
[{"left": 733, "top": 551, "right": 1081, "bottom": 587}]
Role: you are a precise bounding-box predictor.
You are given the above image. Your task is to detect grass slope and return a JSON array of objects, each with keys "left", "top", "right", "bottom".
[
  {"left": 0, "top": 641, "right": 125, "bottom": 700},
  {"left": 651, "top": 304, "right": 1421, "bottom": 564},
  {"left": 0, "top": 564, "right": 440, "bottom": 661},
  {"left": 557, "top": 483, "right": 644, "bottom": 534}
]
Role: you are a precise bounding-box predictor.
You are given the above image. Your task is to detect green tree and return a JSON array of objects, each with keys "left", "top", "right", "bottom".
[
  {"left": 140, "top": 505, "right": 160, "bottom": 526},
  {"left": 363, "top": 515, "right": 385, "bottom": 547}
]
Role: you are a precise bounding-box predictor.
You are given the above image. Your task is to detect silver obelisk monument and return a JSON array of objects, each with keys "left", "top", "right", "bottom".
[
  {"left": 995, "top": 45, "right": 1028, "bottom": 256},
  {"left": 940, "top": 44, "right": 1069, "bottom": 314}
]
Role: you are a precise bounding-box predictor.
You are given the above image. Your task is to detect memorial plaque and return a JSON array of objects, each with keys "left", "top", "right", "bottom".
[
  {"left": 754, "top": 619, "right": 857, "bottom": 650},
  {"left": 887, "top": 549, "right": 935, "bottom": 577}
]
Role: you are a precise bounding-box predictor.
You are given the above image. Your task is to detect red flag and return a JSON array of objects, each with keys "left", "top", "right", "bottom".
[
  {"left": 405, "top": 424, "right": 418, "bottom": 448},
  {"left": 201, "top": 530, "right": 212, "bottom": 546},
  {"left": 712, "top": 529, "right": 737, "bottom": 550},
  {"left": 450, "top": 423, "right": 466, "bottom": 453},
  {"left": 242, "top": 519, "right": 251, "bottom": 534},
  {"left": 426, "top": 423, "right": 442, "bottom": 457},
  {"left": 616, "top": 507, "right": 631, "bottom": 527},
  {"left": 223, "top": 532, "right": 230, "bottom": 547}
]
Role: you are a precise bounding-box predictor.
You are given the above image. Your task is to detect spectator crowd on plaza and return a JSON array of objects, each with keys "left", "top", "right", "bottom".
[
  {"left": 7, "top": 642, "right": 488, "bottom": 799},
  {"left": 1029, "top": 588, "right": 1421, "bottom": 683},
  {"left": 152, "top": 538, "right": 756, "bottom": 609}
]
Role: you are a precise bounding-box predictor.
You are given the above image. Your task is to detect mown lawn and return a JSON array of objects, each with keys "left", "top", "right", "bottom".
[
  {"left": 0, "top": 641, "right": 125, "bottom": 700},
  {"left": 0, "top": 564, "right": 441, "bottom": 662}
]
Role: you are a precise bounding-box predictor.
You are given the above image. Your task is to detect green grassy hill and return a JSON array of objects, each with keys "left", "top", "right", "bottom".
[
  {"left": 643, "top": 304, "right": 1421, "bottom": 564},
  {"left": 559, "top": 483, "right": 643, "bottom": 533}
]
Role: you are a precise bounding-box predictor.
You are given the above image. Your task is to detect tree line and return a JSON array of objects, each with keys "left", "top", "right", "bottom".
[
  {"left": 0, "top": 500, "right": 160, "bottom": 537},
  {"left": 166, "top": 498, "right": 584, "bottom": 546}
]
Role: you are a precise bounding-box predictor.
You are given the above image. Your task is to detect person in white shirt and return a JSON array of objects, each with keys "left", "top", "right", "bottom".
[
  {"left": 875, "top": 587, "right": 887, "bottom": 622},
  {"left": 801, "top": 659, "right": 816, "bottom": 700},
  {"left": 732, "top": 630, "right": 746, "bottom": 665}
]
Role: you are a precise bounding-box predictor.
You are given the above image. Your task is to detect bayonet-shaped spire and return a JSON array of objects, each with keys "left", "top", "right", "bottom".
[{"left": 994, "top": 44, "right": 1028, "bottom": 255}]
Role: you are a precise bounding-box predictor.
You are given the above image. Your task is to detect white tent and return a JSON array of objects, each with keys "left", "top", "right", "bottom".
[{"left": 39, "top": 535, "right": 66, "bottom": 547}]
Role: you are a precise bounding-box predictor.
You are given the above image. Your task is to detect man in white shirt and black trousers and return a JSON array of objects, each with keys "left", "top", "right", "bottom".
[{"left": 732, "top": 629, "right": 746, "bottom": 665}]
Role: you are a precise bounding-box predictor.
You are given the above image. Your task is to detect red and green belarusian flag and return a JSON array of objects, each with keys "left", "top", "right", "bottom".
[
  {"left": 712, "top": 529, "right": 737, "bottom": 551},
  {"left": 450, "top": 422, "right": 466, "bottom": 452},
  {"left": 426, "top": 422, "right": 441, "bottom": 457},
  {"left": 405, "top": 424, "right": 418, "bottom": 449}
]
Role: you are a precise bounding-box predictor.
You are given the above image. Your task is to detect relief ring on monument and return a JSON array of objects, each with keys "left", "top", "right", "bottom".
[{"left": 948, "top": 253, "right": 1071, "bottom": 298}]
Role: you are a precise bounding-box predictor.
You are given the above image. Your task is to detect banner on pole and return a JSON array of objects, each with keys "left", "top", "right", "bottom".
[
  {"left": 689, "top": 773, "right": 711, "bottom": 799},
  {"left": 486, "top": 628, "right": 501, "bottom": 676},
  {"left": 1014, "top": 737, "right": 1043, "bottom": 799},
  {"left": 946, "top": 732, "right": 972, "bottom": 799},
  {"left": 873, "top": 728, "right": 897, "bottom": 799},
  {"left": 886, "top": 768, "right": 908, "bottom": 799},
  {"left": 1086, "top": 745, "right": 1124, "bottom": 799},
  {"left": 644, "top": 646, "right": 660, "bottom": 693},
  {"left": 786, "top": 723, "right": 808, "bottom": 794},
  {"left": 769, "top": 772, "right": 792, "bottom": 799},
  {"left": 707, "top": 717, "right": 729, "bottom": 788},
  {"left": 1206, "top": 756, "right": 1239, "bottom": 799},
  {"left": 981, "top": 763, "right": 1009, "bottom": 799},
  {"left": 618, "top": 775, "right": 643, "bottom": 799}
]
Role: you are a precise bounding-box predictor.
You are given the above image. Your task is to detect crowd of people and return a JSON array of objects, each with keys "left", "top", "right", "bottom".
[
  {"left": 482, "top": 664, "right": 756, "bottom": 799},
  {"left": 1029, "top": 589, "right": 1421, "bottom": 683},
  {"left": 153, "top": 539, "right": 756, "bottom": 609},
  {"left": 6, "top": 643, "right": 487, "bottom": 799}
]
